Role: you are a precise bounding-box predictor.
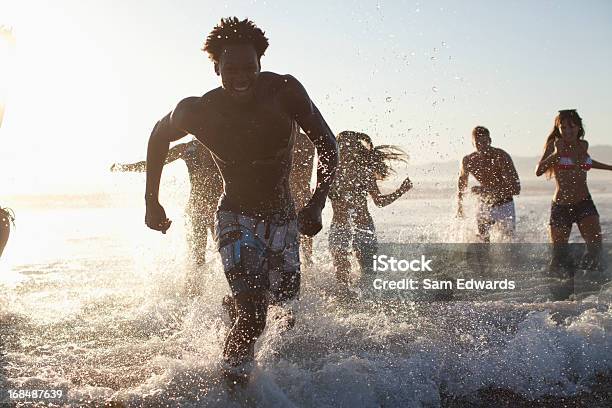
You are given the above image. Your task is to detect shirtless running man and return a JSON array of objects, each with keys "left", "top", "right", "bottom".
[
  {"left": 112, "top": 134, "right": 315, "bottom": 270},
  {"left": 457, "top": 126, "right": 521, "bottom": 242},
  {"left": 143, "top": 17, "right": 338, "bottom": 387}
]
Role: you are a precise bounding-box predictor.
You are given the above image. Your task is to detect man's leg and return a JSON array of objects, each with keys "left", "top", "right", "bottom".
[
  {"left": 269, "top": 243, "right": 301, "bottom": 304},
  {"left": 476, "top": 202, "right": 493, "bottom": 243},
  {"left": 223, "top": 289, "right": 268, "bottom": 387},
  {"left": 266, "top": 218, "right": 301, "bottom": 329},
  {"left": 491, "top": 201, "right": 516, "bottom": 242},
  {"left": 216, "top": 212, "right": 269, "bottom": 387}
]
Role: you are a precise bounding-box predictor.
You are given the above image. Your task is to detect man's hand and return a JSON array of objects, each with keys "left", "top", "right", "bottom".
[
  {"left": 145, "top": 201, "right": 172, "bottom": 234},
  {"left": 298, "top": 203, "right": 323, "bottom": 237}
]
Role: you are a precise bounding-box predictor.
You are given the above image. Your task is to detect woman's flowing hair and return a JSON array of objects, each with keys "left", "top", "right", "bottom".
[
  {"left": 337, "top": 131, "right": 408, "bottom": 180},
  {"left": 542, "top": 109, "right": 585, "bottom": 179}
]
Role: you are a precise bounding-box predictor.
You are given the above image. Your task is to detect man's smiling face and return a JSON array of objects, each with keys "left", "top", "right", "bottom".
[{"left": 216, "top": 44, "right": 260, "bottom": 103}]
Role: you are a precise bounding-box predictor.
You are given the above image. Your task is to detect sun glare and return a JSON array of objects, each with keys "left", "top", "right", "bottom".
[{"left": 0, "top": 3, "right": 134, "bottom": 194}]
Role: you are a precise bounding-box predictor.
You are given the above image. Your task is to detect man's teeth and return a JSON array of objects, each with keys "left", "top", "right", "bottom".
[{"left": 234, "top": 85, "right": 249, "bottom": 92}]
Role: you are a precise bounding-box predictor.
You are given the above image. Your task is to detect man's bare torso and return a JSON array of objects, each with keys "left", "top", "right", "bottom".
[
  {"left": 178, "top": 73, "right": 298, "bottom": 216},
  {"left": 464, "top": 147, "right": 514, "bottom": 201}
]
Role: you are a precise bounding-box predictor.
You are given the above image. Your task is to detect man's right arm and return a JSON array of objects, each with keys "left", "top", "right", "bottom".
[
  {"left": 145, "top": 100, "right": 197, "bottom": 203},
  {"left": 145, "top": 98, "right": 196, "bottom": 232}
]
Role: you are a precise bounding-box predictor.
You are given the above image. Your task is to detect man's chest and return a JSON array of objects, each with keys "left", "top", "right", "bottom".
[{"left": 194, "top": 106, "right": 294, "bottom": 163}]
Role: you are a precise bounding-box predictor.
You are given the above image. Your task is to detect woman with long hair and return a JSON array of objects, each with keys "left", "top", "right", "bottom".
[
  {"left": 329, "top": 131, "right": 412, "bottom": 287},
  {"left": 536, "top": 109, "right": 612, "bottom": 271}
]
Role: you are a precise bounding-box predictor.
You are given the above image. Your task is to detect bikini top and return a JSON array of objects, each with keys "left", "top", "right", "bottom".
[{"left": 557, "top": 155, "right": 592, "bottom": 171}]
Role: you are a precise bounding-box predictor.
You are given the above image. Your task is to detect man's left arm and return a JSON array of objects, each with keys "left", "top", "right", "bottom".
[
  {"left": 501, "top": 151, "right": 521, "bottom": 196},
  {"left": 281, "top": 75, "right": 338, "bottom": 236}
]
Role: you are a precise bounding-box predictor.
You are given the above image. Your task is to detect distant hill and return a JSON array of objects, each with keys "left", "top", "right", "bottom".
[{"left": 409, "top": 145, "right": 612, "bottom": 181}]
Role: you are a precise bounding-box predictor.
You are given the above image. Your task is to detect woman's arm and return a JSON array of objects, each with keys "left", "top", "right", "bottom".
[
  {"left": 591, "top": 160, "right": 612, "bottom": 171},
  {"left": 369, "top": 176, "right": 412, "bottom": 207},
  {"left": 573, "top": 139, "right": 611, "bottom": 169},
  {"left": 535, "top": 141, "right": 558, "bottom": 177}
]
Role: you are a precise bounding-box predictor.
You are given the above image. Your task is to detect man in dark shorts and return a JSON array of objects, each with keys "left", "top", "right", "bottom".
[
  {"left": 143, "top": 17, "right": 338, "bottom": 387},
  {"left": 457, "top": 126, "right": 521, "bottom": 242}
]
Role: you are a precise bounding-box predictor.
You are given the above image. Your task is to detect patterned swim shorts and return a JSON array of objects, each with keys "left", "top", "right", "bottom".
[{"left": 215, "top": 210, "right": 301, "bottom": 303}]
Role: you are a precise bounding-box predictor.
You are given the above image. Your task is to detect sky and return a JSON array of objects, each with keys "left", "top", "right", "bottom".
[{"left": 0, "top": 0, "right": 611, "bottom": 194}]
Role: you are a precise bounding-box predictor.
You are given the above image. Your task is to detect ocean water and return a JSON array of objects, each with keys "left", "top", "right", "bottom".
[{"left": 1, "top": 186, "right": 611, "bottom": 407}]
